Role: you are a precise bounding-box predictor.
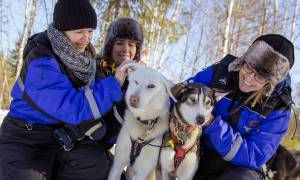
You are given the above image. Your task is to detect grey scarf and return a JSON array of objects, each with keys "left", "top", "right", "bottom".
[{"left": 47, "top": 24, "right": 96, "bottom": 85}]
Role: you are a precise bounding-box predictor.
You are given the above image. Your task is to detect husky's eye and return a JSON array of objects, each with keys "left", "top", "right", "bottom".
[
  {"left": 189, "top": 96, "right": 196, "bottom": 103},
  {"left": 147, "top": 84, "right": 155, "bottom": 88},
  {"left": 134, "top": 80, "right": 139, "bottom": 85},
  {"left": 205, "top": 99, "right": 211, "bottom": 106}
]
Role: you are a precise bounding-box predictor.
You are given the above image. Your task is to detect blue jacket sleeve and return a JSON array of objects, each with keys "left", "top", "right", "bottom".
[
  {"left": 185, "top": 66, "right": 213, "bottom": 86},
  {"left": 24, "top": 57, "right": 123, "bottom": 124},
  {"left": 204, "top": 110, "right": 290, "bottom": 169}
]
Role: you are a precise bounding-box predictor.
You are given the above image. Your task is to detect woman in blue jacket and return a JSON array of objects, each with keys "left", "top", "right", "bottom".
[
  {"left": 0, "top": 0, "right": 128, "bottom": 179},
  {"left": 189, "top": 34, "right": 294, "bottom": 180}
]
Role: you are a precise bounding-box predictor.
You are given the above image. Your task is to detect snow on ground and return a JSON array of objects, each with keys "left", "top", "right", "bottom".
[{"left": 0, "top": 109, "right": 8, "bottom": 125}]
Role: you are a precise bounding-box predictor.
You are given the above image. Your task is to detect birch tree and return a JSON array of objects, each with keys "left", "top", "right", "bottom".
[
  {"left": 91, "top": 0, "right": 102, "bottom": 9},
  {"left": 231, "top": 0, "right": 242, "bottom": 55},
  {"left": 222, "top": 0, "right": 235, "bottom": 57},
  {"left": 259, "top": 0, "right": 269, "bottom": 35},
  {"left": 145, "top": 0, "right": 159, "bottom": 64},
  {"left": 272, "top": 0, "right": 278, "bottom": 33},
  {"left": 0, "top": 53, "right": 6, "bottom": 108},
  {"left": 179, "top": 8, "right": 193, "bottom": 80},
  {"left": 191, "top": 25, "right": 204, "bottom": 75},
  {"left": 156, "top": 0, "right": 182, "bottom": 69},
  {"left": 0, "top": 0, "right": 8, "bottom": 52},
  {"left": 290, "top": 0, "right": 298, "bottom": 42},
  {"left": 15, "top": 0, "right": 38, "bottom": 79},
  {"left": 281, "top": 1, "right": 288, "bottom": 35}
]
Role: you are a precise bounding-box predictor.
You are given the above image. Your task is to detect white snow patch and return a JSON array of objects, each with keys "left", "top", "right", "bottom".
[{"left": 0, "top": 109, "right": 8, "bottom": 125}]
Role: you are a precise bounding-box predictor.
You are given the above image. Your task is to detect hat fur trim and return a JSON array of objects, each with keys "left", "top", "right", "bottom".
[{"left": 228, "top": 41, "right": 290, "bottom": 85}]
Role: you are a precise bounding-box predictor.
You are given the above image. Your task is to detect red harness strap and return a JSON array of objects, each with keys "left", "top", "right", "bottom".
[
  {"left": 170, "top": 115, "right": 199, "bottom": 170},
  {"left": 174, "top": 146, "right": 190, "bottom": 169}
]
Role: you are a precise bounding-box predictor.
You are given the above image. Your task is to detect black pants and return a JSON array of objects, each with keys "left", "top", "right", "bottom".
[
  {"left": 193, "top": 166, "right": 265, "bottom": 180},
  {"left": 0, "top": 116, "right": 110, "bottom": 180},
  {"left": 193, "top": 150, "right": 265, "bottom": 180}
]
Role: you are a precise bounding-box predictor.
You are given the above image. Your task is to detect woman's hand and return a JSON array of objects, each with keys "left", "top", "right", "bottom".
[
  {"left": 115, "top": 60, "right": 132, "bottom": 86},
  {"left": 203, "top": 113, "right": 215, "bottom": 128}
]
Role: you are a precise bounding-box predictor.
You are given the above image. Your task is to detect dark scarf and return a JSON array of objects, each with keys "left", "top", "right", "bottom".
[{"left": 47, "top": 24, "right": 96, "bottom": 85}]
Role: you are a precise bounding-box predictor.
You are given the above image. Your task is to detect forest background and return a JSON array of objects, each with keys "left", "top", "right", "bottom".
[{"left": 0, "top": 0, "right": 299, "bottom": 150}]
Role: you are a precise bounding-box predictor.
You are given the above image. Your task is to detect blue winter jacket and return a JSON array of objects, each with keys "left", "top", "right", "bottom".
[
  {"left": 8, "top": 32, "right": 123, "bottom": 125},
  {"left": 186, "top": 55, "right": 292, "bottom": 169}
]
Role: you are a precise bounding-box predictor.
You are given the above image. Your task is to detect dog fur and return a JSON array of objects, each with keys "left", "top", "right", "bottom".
[
  {"left": 160, "top": 83, "right": 226, "bottom": 180},
  {"left": 108, "top": 63, "right": 174, "bottom": 180},
  {"left": 265, "top": 145, "right": 300, "bottom": 180}
]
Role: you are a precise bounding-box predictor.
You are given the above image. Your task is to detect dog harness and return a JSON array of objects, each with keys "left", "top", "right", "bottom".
[
  {"left": 129, "top": 116, "right": 159, "bottom": 166},
  {"left": 130, "top": 137, "right": 154, "bottom": 166},
  {"left": 169, "top": 114, "right": 200, "bottom": 170}
]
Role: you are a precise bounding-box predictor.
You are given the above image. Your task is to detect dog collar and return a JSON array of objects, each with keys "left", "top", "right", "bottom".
[
  {"left": 171, "top": 115, "right": 199, "bottom": 135},
  {"left": 137, "top": 117, "right": 159, "bottom": 128}
]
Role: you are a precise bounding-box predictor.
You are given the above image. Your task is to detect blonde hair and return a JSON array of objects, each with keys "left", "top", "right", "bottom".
[
  {"left": 245, "top": 82, "right": 275, "bottom": 108},
  {"left": 230, "top": 82, "right": 275, "bottom": 117},
  {"left": 85, "top": 42, "right": 96, "bottom": 58}
]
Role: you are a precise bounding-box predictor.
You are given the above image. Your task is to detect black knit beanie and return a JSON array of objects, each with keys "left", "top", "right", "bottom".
[{"left": 53, "top": 0, "right": 97, "bottom": 31}]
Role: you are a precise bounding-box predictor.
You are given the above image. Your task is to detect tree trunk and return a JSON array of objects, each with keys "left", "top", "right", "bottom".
[
  {"left": 191, "top": 25, "right": 204, "bottom": 75},
  {"left": 152, "top": 2, "right": 168, "bottom": 69},
  {"left": 27, "top": 0, "right": 37, "bottom": 38},
  {"left": 157, "top": 0, "right": 181, "bottom": 69},
  {"left": 146, "top": 0, "right": 159, "bottom": 66},
  {"left": 15, "top": 0, "right": 38, "bottom": 80},
  {"left": 259, "top": 0, "right": 269, "bottom": 35},
  {"left": 113, "top": 0, "right": 120, "bottom": 18},
  {"left": 233, "top": 0, "right": 241, "bottom": 55},
  {"left": 290, "top": 0, "right": 299, "bottom": 42},
  {"left": 272, "top": 0, "right": 278, "bottom": 33},
  {"left": 281, "top": 1, "right": 288, "bottom": 35},
  {"left": 179, "top": 28, "right": 191, "bottom": 80},
  {"left": 222, "top": 0, "right": 235, "bottom": 57},
  {"left": 0, "top": 55, "right": 5, "bottom": 108},
  {"left": 91, "top": 0, "right": 101, "bottom": 9}
]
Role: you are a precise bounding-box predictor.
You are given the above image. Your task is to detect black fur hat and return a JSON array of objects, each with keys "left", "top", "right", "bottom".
[
  {"left": 103, "top": 17, "right": 144, "bottom": 62},
  {"left": 228, "top": 34, "right": 294, "bottom": 86}
]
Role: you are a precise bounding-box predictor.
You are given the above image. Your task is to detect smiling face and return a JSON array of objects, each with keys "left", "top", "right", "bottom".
[
  {"left": 239, "top": 63, "right": 268, "bottom": 93},
  {"left": 64, "top": 28, "right": 93, "bottom": 53},
  {"left": 112, "top": 38, "right": 137, "bottom": 67}
]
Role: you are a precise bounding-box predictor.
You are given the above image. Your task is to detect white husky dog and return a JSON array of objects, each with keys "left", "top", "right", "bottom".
[
  {"left": 108, "top": 63, "right": 175, "bottom": 180},
  {"left": 160, "top": 83, "right": 226, "bottom": 180}
]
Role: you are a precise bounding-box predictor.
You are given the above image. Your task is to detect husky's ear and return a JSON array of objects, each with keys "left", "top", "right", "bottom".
[
  {"left": 171, "top": 83, "right": 186, "bottom": 99},
  {"left": 161, "top": 76, "right": 177, "bottom": 102},
  {"left": 120, "top": 62, "right": 145, "bottom": 74},
  {"left": 212, "top": 88, "right": 229, "bottom": 102}
]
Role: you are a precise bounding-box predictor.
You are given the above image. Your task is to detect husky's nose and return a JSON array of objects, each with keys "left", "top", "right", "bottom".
[
  {"left": 129, "top": 95, "right": 140, "bottom": 107},
  {"left": 196, "top": 115, "right": 205, "bottom": 125}
]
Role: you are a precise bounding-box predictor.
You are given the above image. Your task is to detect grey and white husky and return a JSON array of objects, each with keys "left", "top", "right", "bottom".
[{"left": 160, "top": 83, "right": 226, "bottom": 180}]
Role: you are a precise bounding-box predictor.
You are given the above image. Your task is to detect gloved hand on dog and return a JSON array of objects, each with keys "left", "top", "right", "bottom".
[{"left": 204, "top": 113, "right": 215, "bottom": 127}]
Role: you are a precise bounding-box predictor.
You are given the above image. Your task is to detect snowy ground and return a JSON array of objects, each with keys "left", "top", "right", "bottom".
[{"left": 0, "top": 109, "right": 8, "bottom": 125}]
